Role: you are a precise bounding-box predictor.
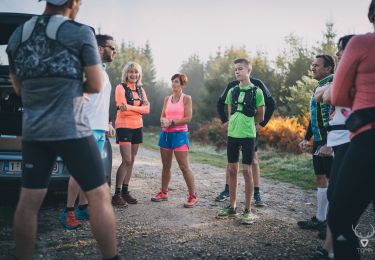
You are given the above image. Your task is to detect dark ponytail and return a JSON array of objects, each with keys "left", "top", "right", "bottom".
[{"left": 369, "top": 0, "right": 375, "bottom": 22}]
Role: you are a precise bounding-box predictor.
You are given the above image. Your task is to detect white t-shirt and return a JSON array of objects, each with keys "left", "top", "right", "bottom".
[
  {"left": 327, "top": 106, "right": 351, "bottom": 147},
  {"left": 84, "top": 64, "right": 111, "bottom": 131}
]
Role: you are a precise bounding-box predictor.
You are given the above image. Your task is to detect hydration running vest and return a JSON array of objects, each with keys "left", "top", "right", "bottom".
[
  {"left": 121, "top": 83, "right": 144, "bottom": 106},
  {"left": 231, "top": 86, "right": 257, "bottom": 117},
  {"left": 13, "top": 15, "right": 82, "bottom": 81}
]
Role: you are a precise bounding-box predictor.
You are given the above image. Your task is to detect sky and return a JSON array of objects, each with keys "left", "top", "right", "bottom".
[{"left": 1, "top": 0, "right": 372, "bottom": 81}]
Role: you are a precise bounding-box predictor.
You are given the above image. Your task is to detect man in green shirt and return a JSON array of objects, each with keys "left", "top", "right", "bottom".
[{"left": 217, "top": 58, "right": 265, "bottom": 224}]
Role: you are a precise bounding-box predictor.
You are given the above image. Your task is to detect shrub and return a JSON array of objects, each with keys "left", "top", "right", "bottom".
[
  {"left": 190, "top": 118, "right": 227, "bottom": 148},
  {"left": 190, "top": 115, "right": 311, "bottom": 154},
  {"left": 258, "top": 115, "right": 311, "bottom": 154}
]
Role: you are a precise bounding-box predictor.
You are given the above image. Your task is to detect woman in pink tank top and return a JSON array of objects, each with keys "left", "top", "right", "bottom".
[{"left": 151, "top": 73, "right": 197, "bottom": 208}]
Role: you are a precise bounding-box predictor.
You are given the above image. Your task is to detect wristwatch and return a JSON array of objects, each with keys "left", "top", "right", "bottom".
[{"left": 171, "top": 120, "right": 175, "bottom": 126}]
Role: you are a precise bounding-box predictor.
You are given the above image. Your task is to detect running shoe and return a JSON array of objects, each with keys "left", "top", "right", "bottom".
[
  {"left": 254, "top": 191, "right": 265, "bottom": 207},
  {"left": 215, "top": 190, "right": 229, "bottom": 202},
  {"left": 112, "top": 194, "right": 128, "bottom": 208},
  {"left": 312, "top": 245, "right": 333, "bottom": 260},
  {"left": 151, "top": 191, "right": 169, "bottom": 202},
  {"left": 297, "top": 216, "right": 327, "bottom": 230},
  {"left": 60, "top": 210, "right": 81, "bottom": 230},
  {"left": 75, "top": 207, "right": 89, "bottom": 221},
  {"left": 240, "top": 208, "right": 254, "bottom": 225},
  {"left": 216, "top": 206, "right": 238, "bottom": 219},
  {"left": 122, "top": 192, "right": 138, "bottom": 204},
  {"left": 184, "top": 194, "right": 198, "bottom": 208}
]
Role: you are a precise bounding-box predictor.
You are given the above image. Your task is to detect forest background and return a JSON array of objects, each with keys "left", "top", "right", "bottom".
[{"left": 107, "top": 22, "right": 338, "bottom": 154}]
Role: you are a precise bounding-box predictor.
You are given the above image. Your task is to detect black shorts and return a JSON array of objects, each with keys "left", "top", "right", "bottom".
[
  {"left": 312, "top": 141, "right": 333, "bottom": 177},
  {"left": 227, "top": 136, "right": 255, "bottom": 165},
  {"left": 116, "top": 127, "right": 143, "bottom": 144},
  {"left": 22, "top": 136, "right": 106, "bottom": 191}
]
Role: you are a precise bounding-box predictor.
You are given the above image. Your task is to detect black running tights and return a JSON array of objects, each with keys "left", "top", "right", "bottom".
[{"left": 328, "top": 128, "right": 375, "bottom": 260}]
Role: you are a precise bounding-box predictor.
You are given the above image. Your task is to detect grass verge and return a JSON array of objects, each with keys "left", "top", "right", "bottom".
[{"left": 143, "top": 132, "right": 315, "bottom": 190}]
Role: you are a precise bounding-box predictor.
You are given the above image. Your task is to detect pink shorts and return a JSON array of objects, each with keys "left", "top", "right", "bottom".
[{"left": 160, "top": 144, "right": 189, "bottom": 152}]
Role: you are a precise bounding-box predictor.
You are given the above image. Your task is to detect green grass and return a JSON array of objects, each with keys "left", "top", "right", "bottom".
[
  {"left": 143, "top": 132, "right": 227, "bottom": 168},
  {"left": 257, "top": 148, "right": 316, "bottom": 189},
  {"left": 142, "top": 132, "right": 161, "bottom": 151},
  {"left": 143, "top": 133, "right": 315, "bottom": 190}
]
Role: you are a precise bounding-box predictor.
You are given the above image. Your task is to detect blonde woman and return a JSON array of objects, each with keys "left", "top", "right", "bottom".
[
  {"left": 151, "top": 73, "right": 197, "bottom": 208},
  {"left": 112, "top": 62, "right": 150, "bottom": 207}
]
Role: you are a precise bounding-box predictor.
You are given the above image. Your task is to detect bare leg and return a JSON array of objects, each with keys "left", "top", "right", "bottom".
[
  {"left": 252, "top": 152, "right": 260, "bottom": 188},
  {"left": 115, "top": 144, "right": 137, "bottom": 188},
  {"left": 14, "top": 188, "right": 48, "bottom": 260},
  {"left": 324, "top": 225, "right": 334, "bottom": 253},
  {"left": 85, "top": 184, "right": 117, "bottom": 259},
  {"left": 122, "top": 144, "right": 140, "bottom": 186},
  {"left": 243, "top": 164, "right": 254, "bottom": 210},
  {"left": 228, "top": 163, "right": 238, "bottom": 208},
  {"left": 78, "top": 192, "right": 88, "bottom": 206},
  {"left": 225, "top": 164, "right": 230, "bottom": 185},
  {"left": 66, "top": 176, "right": 81, "bottom": 208},
  {"left": 114, "top": 145, "right": 127, "bottom": 189},
  {"left": 174, "top": 151, "right": 195, "bottom": 194},
  {"left": 67, "top": 177, "right": 88, "bottom": 209},
  {"left": 160, "top": 148, "right": 173, "bottom": 191},
  {"left": 316, "top": 175, "right": 328, "bottom": 188}
]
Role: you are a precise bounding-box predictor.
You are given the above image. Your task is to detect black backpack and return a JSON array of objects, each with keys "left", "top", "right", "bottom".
[
  {"left": 121, "top": 83, "right": 144, "bottom": 106},
  {"left": 230, "top": 86, "right": 257, "bottom": 117}
]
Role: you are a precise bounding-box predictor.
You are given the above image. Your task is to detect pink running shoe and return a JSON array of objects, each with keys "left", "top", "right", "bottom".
[
  {"left": 184, "top": 194, "right": 198, "bottom": 208},
  {"left": 151, "top": 191, "right": 168, "bottom": 202}
]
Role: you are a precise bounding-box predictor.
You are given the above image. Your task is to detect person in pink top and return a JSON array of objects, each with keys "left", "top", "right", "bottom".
[
  {"left": 151, "top": 73, "right": 197, "bottom": 208},
  {"left": 328, "top": 1, "right": 375, "bottom": 259}
]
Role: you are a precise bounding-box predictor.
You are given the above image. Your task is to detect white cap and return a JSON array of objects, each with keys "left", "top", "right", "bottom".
[{"left": 39, "top": 0, "right": 69, "bottom": 6}]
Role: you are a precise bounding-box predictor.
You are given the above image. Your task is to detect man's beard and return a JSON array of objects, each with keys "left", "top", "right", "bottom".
[{"left": 103, "top": 53, "right": 113, "bottom": 63}]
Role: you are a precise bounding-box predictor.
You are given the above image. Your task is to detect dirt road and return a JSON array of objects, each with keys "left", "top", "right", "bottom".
[{"left": 0, "top": 144, "right": 374, "bottom": 259}]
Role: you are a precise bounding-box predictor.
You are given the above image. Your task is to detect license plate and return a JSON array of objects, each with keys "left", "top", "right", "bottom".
[
  {"left": 2, "top": 161, "right": 59, "bottom": 173},
  {"left": 3, "top": 161, "right": 22, "bottom": 172},
  {"left": 51, "top": 162, "right": 59, "bottom": 174}
]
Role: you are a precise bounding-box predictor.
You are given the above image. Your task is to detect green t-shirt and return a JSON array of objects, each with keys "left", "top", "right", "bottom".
[{"left": 225, "top": 84, "right": 265, "bottom": 138}]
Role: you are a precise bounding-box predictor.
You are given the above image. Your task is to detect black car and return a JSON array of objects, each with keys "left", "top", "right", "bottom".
[{"left": 0, "top": 13, "right": 112, "bottom": 191}]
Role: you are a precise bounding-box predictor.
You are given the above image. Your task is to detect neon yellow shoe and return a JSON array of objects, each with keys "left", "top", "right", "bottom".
[
  {"left": 216, "top": 206, "right": 238, "bottom": 219},
  {"left": 240, "top": 208, "right": 254, "bottom": 225}
]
